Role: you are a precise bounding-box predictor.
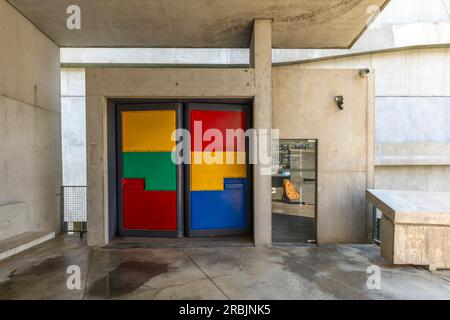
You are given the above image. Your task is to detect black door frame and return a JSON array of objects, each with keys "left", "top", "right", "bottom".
[
  {"left": 271, "top": 138, "right": 318, "bottom": 243},
  {"left": 107, "top": 99, "right": 253, "bottom": 240}
]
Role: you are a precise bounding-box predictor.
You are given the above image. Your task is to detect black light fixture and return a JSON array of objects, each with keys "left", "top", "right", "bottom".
[{"left": 335, "top": 96, "right": 344, "bottom": 110}]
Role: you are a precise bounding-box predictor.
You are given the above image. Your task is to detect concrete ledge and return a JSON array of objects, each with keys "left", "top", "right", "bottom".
[
  {"left": 375, "top": 143, "right": 450, "bottom": 166},
  {"left": 367, "top": 189, "right": 450, "bottom": 224},
  {"left": 367, "top": 189, "right": 450, "bottom": 270},
  {"left": 0, "top": 231, "right": 56, "bottom": 261}
]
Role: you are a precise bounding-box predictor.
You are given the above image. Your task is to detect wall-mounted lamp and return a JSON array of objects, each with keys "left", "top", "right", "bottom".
[
  {"left": 359, "top": 68, "right": 371, "bottom": 78},
  {"left": 335, "top": 95, "right": 344, "bottom": 110}
]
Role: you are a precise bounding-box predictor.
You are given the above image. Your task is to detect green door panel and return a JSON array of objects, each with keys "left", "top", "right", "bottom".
[{"left": 123, "top": 152, "right": 176, "bottom": 191}]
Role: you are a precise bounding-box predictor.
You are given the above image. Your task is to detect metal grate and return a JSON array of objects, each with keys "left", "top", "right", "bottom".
[
  {"left": 61, "top": 186, "right": 87, "bottom": 234},
  {"left": 373, "top": 206, "right": 382, "bottom": 246}
]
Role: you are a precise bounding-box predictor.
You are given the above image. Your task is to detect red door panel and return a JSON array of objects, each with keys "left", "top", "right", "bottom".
[
  {"left": 123, "top": 178, "right": 177, "bottom": 230},
  {"left": 122, "top": 178, "right": 145, "bottom": 190},
  {"left": 190, "top": 110, "right": 246, "bottom": 152}
]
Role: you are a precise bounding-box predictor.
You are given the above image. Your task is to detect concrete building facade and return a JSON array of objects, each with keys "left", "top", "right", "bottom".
[
  {"left": 61, "top": 48, "right": 450, "bottom": 245},
  {"left": 3, "top": 0, "right": 450, "bottom": 250},
  {"left": 58, "top": 0, "right": 450, "bottom": 247},
  {"left": 34, "top": 0, "right": 386, "bottom": 247},
  {"left": 2, "top": 0, "right": 450, "bottom": 302}
]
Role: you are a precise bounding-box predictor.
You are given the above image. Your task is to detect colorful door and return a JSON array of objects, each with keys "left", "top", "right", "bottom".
[
  {"left": 118, "top": 104, "right": 182, "bottom": 237},
  {"left": 186, "top": 104, "right": 251, "bottom": 236}
]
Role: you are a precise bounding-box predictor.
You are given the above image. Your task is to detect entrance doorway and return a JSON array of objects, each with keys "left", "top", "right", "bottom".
[
  {"left": 271, "top": 139, "right": 317, "bottom": 243},
  {"left": 112, "top": 101, "right": 252, "bottom": 239}
]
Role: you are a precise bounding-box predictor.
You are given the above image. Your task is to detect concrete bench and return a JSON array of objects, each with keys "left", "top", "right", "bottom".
[{"left": 367, "top": 189, "right": 450, "bottom": 270}]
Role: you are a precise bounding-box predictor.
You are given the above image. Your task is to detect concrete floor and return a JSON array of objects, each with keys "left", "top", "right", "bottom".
[{"left": 0, "top": 235, "right": 449, "bottom": 300}]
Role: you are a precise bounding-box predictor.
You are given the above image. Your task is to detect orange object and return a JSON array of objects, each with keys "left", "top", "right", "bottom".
[{"left": 282, "top": 179, "right": 300, "bottom": 201}]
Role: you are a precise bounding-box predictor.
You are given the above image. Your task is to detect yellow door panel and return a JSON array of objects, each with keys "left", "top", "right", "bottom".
[
  {"left": 191, "top": 152, "right": 246, "bottom": 191},
  {"left": 122, "top": 110, "right": 176, "bottom": 152}
]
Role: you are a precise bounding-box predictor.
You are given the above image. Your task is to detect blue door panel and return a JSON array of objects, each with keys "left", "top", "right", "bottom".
[{"left": 191, "top": 189, "right": 247, "bottom": 230}]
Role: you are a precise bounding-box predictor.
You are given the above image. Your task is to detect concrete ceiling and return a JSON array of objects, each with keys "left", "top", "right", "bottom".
[{"left": 8, "top": 0, "right": 390, "bottom": 48}]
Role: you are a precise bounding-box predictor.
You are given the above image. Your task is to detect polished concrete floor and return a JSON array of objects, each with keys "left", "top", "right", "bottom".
[{"left": 0, "top": 235, "right": 449, "bottom": 300}]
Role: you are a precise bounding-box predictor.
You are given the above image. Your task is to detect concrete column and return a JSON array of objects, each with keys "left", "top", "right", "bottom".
[
  {"left": 86, "top": 93, "right": 108, "bottom": 247},
  {"left": 250, "top": 19, "right": 272, "bottom": 245}
]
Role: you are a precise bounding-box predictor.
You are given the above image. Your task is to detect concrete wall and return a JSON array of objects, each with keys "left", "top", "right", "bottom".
[
  {"left": 61, "top": 68, "right": 86, "bottom": 186},
  {"left": 272, "top": 68, "right": 374, "bottom": 243},
  {"left": 292, "top": 47, "right": 450, "bottom": 196},
  {"left": 0, "top": 0, "right": 61, "bottom": 241}
]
